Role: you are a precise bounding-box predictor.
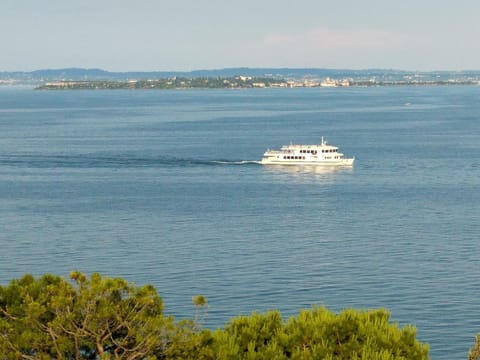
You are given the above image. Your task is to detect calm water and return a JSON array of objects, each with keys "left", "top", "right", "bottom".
[{"left": 1, "top": 86, "right": 479, "bottom": 359}]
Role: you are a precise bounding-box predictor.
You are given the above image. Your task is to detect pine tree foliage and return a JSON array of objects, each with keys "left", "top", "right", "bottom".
[
  {"left": 469, "top": 334, "right": 480, "bottom": 360},
  {"left": 0, "top": 272, "right": 171, "bottom": 359},
  {"left": 0, "top": 273, "right": 433, "bottom": 359},
  {"left": 210, "top": 306, "right": 429, "bottom": 360}
]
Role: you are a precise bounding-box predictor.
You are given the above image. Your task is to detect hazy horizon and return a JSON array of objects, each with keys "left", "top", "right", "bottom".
[
  {"left": 3, "top": 66, "right": 480, "bottom": 74},
  {"left": 2, "top": 0, "right": 479, "bottom": 72}
]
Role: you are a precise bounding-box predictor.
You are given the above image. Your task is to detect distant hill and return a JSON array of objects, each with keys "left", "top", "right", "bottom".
[
  {"left": 1, "top": 67, "right": 396, "bottom": 81},
  {"left": 1, "top": 67, "right": 480, "bottom": 83}
]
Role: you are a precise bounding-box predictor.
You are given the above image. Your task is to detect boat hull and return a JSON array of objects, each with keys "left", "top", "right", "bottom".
[{"left": 260, "top": 158, "right": 354, "bottom": 166}]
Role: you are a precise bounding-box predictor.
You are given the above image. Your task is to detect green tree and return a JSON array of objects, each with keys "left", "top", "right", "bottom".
[
  {"left": 160, "top": 295, "right": 214, "bottom": 360},
  {"left": 469, "top": 334, "right": 480, "bottom": 360},
  {"left": 0, "top": 272, "right": 173, "bottom": 359},
  {"left": 280, "top": 306, "right": 429, "bottom": 360},
  {"left": 212, "top": 310, "right": 284, "bottom": 360},
  {"left": 192, "top": 295, "right": 208, "bottom": 330},
  {"left": 208, "top": 307, "right": 429, "bottom": 360},
  {"left": 1, "top": 273, "right": 431, "bottom": 360},
  {"left": 0, "top": 273, "right": 66, "bottom": 359}
]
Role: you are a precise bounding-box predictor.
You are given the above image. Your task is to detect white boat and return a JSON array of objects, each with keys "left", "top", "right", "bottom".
[{"left": 260, "top": 137, "right": 354, "bottom": 166}]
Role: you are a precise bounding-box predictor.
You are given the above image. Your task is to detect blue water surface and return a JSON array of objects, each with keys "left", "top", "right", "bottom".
[{"left": 0, "top": 85, "right": 479, "bottom": 359}]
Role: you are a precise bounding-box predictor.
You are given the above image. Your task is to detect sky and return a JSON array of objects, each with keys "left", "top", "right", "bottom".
[{"left": 1, "top": 0, "right": 479, "bottom": 72}]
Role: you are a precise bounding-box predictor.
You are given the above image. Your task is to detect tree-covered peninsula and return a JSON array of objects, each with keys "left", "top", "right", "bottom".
[{"left": 35, "top": 76, "right": 290, "bottom": 90}]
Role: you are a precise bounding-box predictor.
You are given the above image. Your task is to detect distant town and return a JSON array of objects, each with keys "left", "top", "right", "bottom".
[{"left": 1, "top": 68, "right": 479, "bottom": 89}]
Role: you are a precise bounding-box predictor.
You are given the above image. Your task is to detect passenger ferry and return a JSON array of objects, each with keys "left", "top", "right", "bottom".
[{"left": 260, "top": 137, "right": 354, "bottom": 166}]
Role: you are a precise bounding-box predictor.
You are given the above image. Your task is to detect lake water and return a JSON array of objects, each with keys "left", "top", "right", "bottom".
[{"left": 0, "top": 85, "right": 479, "bottom": 359}]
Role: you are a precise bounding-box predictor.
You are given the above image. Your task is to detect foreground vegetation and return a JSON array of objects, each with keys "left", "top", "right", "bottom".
[{"left": 0, "top": 272, "right": 473, "bottom": 359}]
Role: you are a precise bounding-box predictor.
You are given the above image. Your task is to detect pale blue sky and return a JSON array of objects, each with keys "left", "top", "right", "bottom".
[{"left": 2, "top": 0, "right": 478, "bottom": 71}]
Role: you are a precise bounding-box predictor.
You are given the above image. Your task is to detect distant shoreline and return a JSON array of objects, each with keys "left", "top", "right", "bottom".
[
  {"left": 34, "top": 77, "right": 480, "bottom": 90},
  {"left": 2, "top": 67, "right": 480, "bottom": 88}
]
